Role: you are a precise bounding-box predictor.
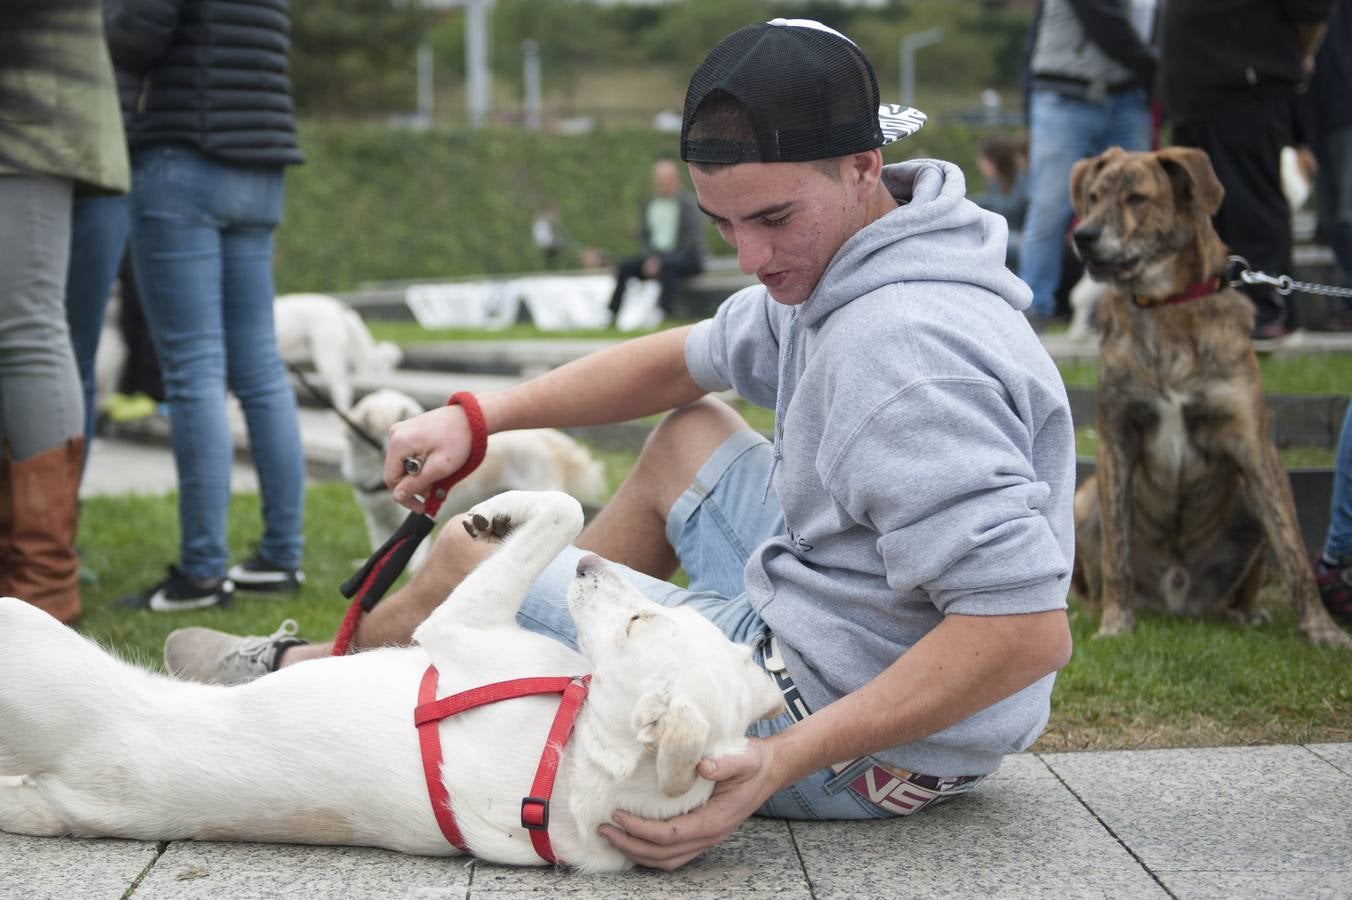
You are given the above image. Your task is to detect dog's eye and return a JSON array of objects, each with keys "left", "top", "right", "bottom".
[
  {"left": 1088, "top": 191, "right": 1100, "bottom": 204},
  {"left": 1126, "top": 192, "right": 1147, "bottom": 205}
]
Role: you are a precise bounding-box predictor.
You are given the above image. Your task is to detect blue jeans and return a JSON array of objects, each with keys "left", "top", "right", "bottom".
[
  {"left": 128, "top": 146, "right": 304, "bottom": 580},
  {"left": 1017, "top": 88, "right": 1151, "bottom": 319},
  {"left": 512, "top": 430, "right": 967, "bottom": 820},
  {"left": 1328, "top": 405, "right": 1352, "bottom": 560},
  {"left": 65, "top": 194, "right": 130, "bottom": 465}
]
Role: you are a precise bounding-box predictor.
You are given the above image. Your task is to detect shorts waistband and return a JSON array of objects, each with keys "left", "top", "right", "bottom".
[{"left": 760, "top": 634, "right": 986, "bottom": 795}]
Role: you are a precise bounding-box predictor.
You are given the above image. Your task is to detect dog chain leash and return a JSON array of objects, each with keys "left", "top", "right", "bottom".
[{"left": 1225, "top": 255, "right": 1352, "bottom": 300}]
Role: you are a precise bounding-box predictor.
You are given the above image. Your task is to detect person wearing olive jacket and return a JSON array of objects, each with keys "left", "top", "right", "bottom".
[{"left": 0, "top": 0, "right": 130, "bottom": 625}]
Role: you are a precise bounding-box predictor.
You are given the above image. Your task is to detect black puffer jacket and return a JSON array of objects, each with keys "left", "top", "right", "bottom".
[{"left": 105, "top": 0, "right": 302, "bottom": 167}]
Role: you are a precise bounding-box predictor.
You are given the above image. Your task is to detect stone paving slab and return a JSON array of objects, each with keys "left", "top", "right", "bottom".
[
  {"left": 5, "top": 746, "right": 1351, "bottom": 897},
  {"left": 788, "top": 754, "right": 1166, "bottom": 899},
  {"left": 136, "top": 842, "right": 470, "bottom": 899},
  {"left": 1042, "top": 744, "right": 1352, "bottom": 894},
  {"left": 0, "top": 832, "right": 159, "bottom": 900}
]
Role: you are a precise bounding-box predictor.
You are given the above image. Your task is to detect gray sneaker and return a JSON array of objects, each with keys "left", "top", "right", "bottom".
[{"left": 163, "top": 619, "right": 308, "bottom": 685}]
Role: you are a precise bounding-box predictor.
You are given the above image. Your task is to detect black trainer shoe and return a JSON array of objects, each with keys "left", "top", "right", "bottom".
[
  {"left": 227, "top": 550, "right": 304, "bottom": 595},
  {"left": 118, "top": 565, "right": 234, "bottom": 612}
]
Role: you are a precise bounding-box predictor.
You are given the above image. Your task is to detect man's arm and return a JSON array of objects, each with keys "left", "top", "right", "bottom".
[
  {"left": 105, "top": 0, "right": 185, "bottom": 76},
  {"left": 385, "top": 325, "right": 706, "bottom": 510},
  {"left": 1066, "top": 0, "right": 1157, "bottom": 88},
  {"left": 600, "top": 607, "right": 1072, "bottom": 870}
]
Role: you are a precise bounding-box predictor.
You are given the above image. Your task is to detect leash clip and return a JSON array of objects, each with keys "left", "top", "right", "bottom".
[{"left": 1226, "top": 255, "right": 1293, "bottom": 295}]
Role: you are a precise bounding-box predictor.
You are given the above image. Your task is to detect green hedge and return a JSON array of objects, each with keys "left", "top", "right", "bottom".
[{"left": 275, "top": 120, "right": 1002, "bottom": 294}]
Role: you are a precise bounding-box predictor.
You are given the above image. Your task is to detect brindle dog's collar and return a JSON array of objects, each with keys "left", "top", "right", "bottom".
[{"left": 1132, "top": 275, "right": 1221, "bottom": 309}]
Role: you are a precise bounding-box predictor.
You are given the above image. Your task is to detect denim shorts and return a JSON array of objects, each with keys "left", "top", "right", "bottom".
[{"left": 515, "top": 429, "right": 982, "bottom": 820}]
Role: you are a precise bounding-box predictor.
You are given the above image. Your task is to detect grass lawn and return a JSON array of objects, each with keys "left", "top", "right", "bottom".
[{"left": 73, "top": 470, "right": 1352, "bottom": 754}]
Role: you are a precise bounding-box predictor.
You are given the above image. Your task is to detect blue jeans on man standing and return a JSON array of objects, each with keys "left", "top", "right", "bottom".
[
  {"left": 1018, "top": 88, "right": 1151, "bottom": 320},
  {"left": 65, "top": 194, "right": 130, "bottom": 465},
  {"left": 128, "top": 145, "right": 304, "bottom": 581}
]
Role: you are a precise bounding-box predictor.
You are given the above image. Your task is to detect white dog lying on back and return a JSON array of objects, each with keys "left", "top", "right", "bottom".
[
  {"left": 275, "top": 293, "right": 403, "bottom": 412},
  {"left": 0, "top": 491, "right": 784, "bottom": 870},
  {"left": 343, "top": 389, "right": 607, "bottom": 568}
]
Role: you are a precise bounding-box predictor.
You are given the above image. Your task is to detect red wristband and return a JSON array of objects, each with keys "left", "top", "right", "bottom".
[{"left": 422, "top": 391, "right": 488, "bottom": 519}]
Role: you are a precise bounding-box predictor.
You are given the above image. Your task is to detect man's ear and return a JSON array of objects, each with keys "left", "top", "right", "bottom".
[
  {"left": 844, "top": 148, "right": 884, "bottom": 192},
  {"left": 633, "top": 687, "right": 711, "bottom": 797}
]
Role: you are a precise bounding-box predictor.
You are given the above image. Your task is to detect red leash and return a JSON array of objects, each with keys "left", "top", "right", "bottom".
[
  {"left": 415, "top": 666, "right": 591, "bottom": 864},
  {"left": 332, "top": 391, "right": 489, "bottom": 656}
]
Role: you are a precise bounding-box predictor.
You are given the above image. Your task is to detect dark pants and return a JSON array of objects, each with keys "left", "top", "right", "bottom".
[
  {"left": 1173, "top": 106, "right": 1294, "bottom": 329},
  {"left": 608, "top": 247, "right": 704, "bottom": 317}
]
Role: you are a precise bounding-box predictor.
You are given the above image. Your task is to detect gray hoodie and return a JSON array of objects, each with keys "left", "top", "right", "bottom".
[{"left": 685, "top": 159, "right": 1076, "bottom": 777}]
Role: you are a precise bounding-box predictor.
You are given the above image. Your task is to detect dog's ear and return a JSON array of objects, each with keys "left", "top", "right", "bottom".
[
  {"left": 1070, "top": 146, "right": 1129, "bottom": 217},
  {"left": 1155, "top": 146, "right": 1225, "bottom": 215},
  {"left": 632, "top": 687, "right": 711, "bottom": 797}
]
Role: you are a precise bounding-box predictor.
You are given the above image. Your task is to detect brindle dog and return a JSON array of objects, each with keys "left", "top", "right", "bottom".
[{"left": 1069, "top": 146, "right": 1350, "bottom": 647}]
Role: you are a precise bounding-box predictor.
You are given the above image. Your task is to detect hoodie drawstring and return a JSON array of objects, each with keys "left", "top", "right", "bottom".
[{"left": 764, "top": 308, "right": 799, "bottom": 503}]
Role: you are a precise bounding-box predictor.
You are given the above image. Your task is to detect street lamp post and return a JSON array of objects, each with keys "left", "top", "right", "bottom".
[{"left": 899, "top": 28, "right": 944, "bottom": 109}]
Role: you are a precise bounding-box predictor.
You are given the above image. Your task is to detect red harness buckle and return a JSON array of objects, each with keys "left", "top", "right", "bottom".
[
  {"left": 521, "top": 796, "right": 550, "bottom": 831},
  {"left": 416, "top": 666, "right": 590, "bottom": 865}
]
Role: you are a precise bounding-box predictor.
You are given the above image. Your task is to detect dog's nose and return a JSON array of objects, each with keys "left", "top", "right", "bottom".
[
  {"left": 575, "top": 554, "right": 604, "bottom": 577},
  {"left": 1072, "top": 224, "right": 1101, "bottom": 251}
]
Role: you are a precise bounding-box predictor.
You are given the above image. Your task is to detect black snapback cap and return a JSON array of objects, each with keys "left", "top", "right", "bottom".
[{"left": 680, "top": 18, "right": 927, "bottom": 165}]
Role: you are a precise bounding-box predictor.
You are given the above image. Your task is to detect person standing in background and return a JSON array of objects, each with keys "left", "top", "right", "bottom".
[
  {"left": 110, "top": 0, "right": 309, "bottom": 612},
  {"left": 0, "top": 0, "right": 129, "bottom": 624},
  {"left": 1017, "top": 0, "right": 1157, "bottom": 327},
  {"left": 1161, "top": 0, "right": 1332, "bottom": 340},
  {"left": 1306, "top": 0, "right": 1352, "bottom": 326}
]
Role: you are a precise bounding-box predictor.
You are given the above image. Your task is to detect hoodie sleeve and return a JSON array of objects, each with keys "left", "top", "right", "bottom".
[
  {"left": 684, "top": 287, "right": 783, "bottom": 409},
  {"left": 824, "top": 377, "right": 1072, "bottom": 616}
]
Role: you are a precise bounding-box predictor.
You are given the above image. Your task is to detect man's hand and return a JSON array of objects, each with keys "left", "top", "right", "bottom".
[
  {"left": 382, "top": 404, "right": 473, "bottom": 514},
  {"left": 640, "top": 254, "right": 662, "bottom": 278},
  {"left": 598, "top": 739, "right": 781, "bottom": 870}
]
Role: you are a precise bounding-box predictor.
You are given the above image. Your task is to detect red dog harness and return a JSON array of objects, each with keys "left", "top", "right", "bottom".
[{"left": 414, "top": 665, "right": 591, "bottom": 865}]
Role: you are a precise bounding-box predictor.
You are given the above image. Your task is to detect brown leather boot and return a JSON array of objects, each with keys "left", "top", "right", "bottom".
[
  {"left": 9, "top": 437, "right": 83, "bottom": 624},
  {"left": 0, "top": 456, "right": 12, "bottom": 597}
]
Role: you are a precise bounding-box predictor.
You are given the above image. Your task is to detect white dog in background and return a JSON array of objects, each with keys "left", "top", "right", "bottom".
[
  {"left": 343, "top": 389, "right": 609, "bottom": 569},
  {"left": 0, "top": 491, "right": 785, "bottom": 870},
  {"left": 275, "top": 293, "right": 403, "bottom": 412}
]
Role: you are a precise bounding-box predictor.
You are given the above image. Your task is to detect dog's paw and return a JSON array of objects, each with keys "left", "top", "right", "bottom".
[
  {"left": 462, "top": 490, "right": 584, "bottom": 544},
  {"left": 1303, "top": 618, "right": 1352, "bottom": 649},
  {"left": 1094, "top": 606, "right": 1135, "bottom": 639},
  {"left": 462, "top": 510, "right": 514, "bottom": 542},
  {"left": 1226, "top": 607, "right": 1272, "bottom": 627}
]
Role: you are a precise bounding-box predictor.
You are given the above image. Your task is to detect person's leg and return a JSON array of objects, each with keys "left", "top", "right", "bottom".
[
  {"left": 0, "top": 174, "right": 85, "bottom": 622},
  {"left": 1320, "top": 127, "right": 1352, "bottom": 293},
  {"left": 1104, "top": 89, "right": 1151, "bottom": 154},
  {"left": 64, "top": 194, "right": 130, "bottom": 465},
  {"left": 1018, "top": 90, "right": 1102, "bottom": 320},
  {"left": 1317, "top": 404, "right": 1352, "bottom": 619},
  {"left": 1175, "top": 114, "right": 1292, "bottom": 330},
  {"left": 128, "top": 146, "right": 234, "bottom": 583},
  {"left": 654, "top": 248, "right": 703, "bottom": 315},
  {"left": 114, "top": 252, "right": 162, "bottom": 399},
  {"left": 219, "top": 165, "right": 305, "bottom": 575},
  {"left": 272, "top": 396, "right": 757, "bottom": 667},
  {"left": 164, "top": 397, "right": 767, "bottom": 675},
  {"left": 608, "top": 255, "right": 647, "bottom": 316},
  {"left": 1327, "top": 405, "right": 1352, "bottom": 561}
]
